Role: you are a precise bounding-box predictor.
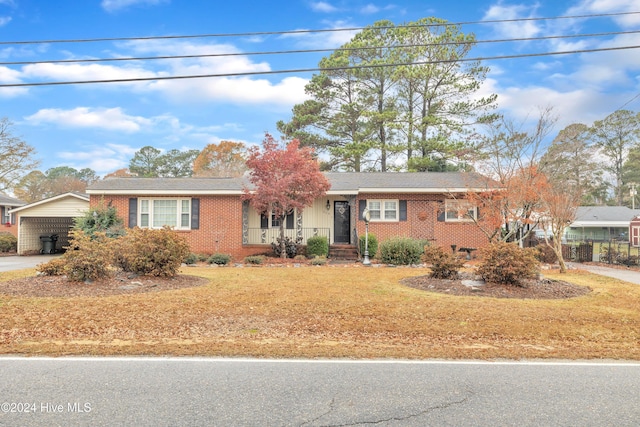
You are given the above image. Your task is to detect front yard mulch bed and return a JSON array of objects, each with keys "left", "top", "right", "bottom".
[
  {"left": 402, "top": 272, "right": 591, "bottom": 299},
  {"left": 0, "top": 272, "right": 208, "bottom": 298}
]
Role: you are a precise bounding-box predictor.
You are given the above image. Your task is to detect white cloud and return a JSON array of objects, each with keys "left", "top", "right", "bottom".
[
  {"left": 149, "top": 75, "right": 309, "bottom": 106},
  {"left": 0, "top": 16, "right": 11, "bottom": 26},
  {"left": 568, "top": 0, "right": 640, "bottom": 28},
  {"left": 57, "top": 143, "right": 139, "bottom": 175},
  {"left": 360, "top": 4, "right": 380, "bottom": 14},
  {"left": 310, "top": 1, "right": 338, "bottom": 13},
  {"left": 483, "top": 3, "right": 542, "bottom": 39},
  {"left": 21, "top": 62, "right": 160, "bottom": 87},
  {"left": 101, "top": 0, "right": 168, "bottom": 13},
  {"left": 25, "top": 107, "right": 152, "bottom": 132}
]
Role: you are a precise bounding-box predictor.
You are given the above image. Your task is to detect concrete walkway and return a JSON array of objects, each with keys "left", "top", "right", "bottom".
[
  {"left": 570, "top": 263, "right": 640, "bottom": 285},
  {"left": 0, "top": 255, "right": 61, "bottom": 273}
]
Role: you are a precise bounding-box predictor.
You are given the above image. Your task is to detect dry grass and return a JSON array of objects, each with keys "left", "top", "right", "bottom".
[{"left": 1, "top": 265, "right": 639, "bottom": 360}]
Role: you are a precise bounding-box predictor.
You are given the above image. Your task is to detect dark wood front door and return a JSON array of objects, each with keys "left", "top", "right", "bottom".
[{"left": 333, "top": 201, "right": 351, "bottom": 244}]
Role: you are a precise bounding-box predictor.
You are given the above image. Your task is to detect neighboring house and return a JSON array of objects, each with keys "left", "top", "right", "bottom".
[
  {"left": 86, "top": 172, "right": 493, "bottom": 258},
  {"left": 9, "top": 192, "right": 89, "bottom": 255},
  {"left": 0, "top": 193, "right": 26, "bottom": 237},
  {"left": 564, "top": 206, "right": 640, "bottom": 242}
]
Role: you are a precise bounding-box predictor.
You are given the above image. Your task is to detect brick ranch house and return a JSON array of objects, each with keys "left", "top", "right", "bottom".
[{"left": 86, "top": 172, "right": 494, "bottom": 259}]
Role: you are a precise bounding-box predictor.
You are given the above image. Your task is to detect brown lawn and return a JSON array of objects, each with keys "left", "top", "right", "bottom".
[{"left": 1, "top": 265, "right": 639, "bottom": 360}]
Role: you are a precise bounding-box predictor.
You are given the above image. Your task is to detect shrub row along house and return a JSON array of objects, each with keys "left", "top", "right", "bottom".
[{"left": 85, "top": 172, "right": 491, "bottom": 259}]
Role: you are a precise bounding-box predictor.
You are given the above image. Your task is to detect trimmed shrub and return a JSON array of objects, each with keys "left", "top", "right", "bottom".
[
  {"left": 184, "top": 253, "right": 199, "bottom": 265},
  {"left": 310, "top": 255, "right": 327, "bottom": 266},
  {"left": 379, "top": 237, "right": 424, "bottom": 265},
  {"left": 114, "top": 226, "right": 190, "bottom": 277},
  {"left": 423, "top": 245, "right": 466, "bottom": 279},
  {"left": 0, "top": 232, "right": 17, "bottom": 252},
  {"left": 533, "top": 244, "right": 558, "bottom": 264},
  {"left": 306, "top": 235, "right": 329, "bottom": 258},
  {"left": 476, "top": 242, "right": 539, "bottom": 286},
  {"left": 208, "top": 253, "right": 232, "bottom": 265},
  {"left": 358, "top": 233, "right": 378, "bottom": 259},
  {"left": 244, "top": 255, "right": 265, "bottom": 265},
  {"left": 271, "top": 236, "right": 301, "bottom": 258},
  {"left": 61, "top": 230, "right": 114, "bottom": 282},
  {"left": 36, "top": 257, "right": 68, "bottom": 276}
]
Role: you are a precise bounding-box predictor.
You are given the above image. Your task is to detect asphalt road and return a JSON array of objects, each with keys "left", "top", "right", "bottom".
[{"left": 0, "top": 357, "right": 639, "bottom": 426}]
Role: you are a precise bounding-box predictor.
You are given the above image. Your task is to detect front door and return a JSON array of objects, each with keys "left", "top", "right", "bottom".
[{"left": 333, "top": 201, "right": 351, "bottom": 244}]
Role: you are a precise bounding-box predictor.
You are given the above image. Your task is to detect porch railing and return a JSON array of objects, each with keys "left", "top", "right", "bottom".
[{"left": 245, "top": 228, "right": 330, "bottom": 245}]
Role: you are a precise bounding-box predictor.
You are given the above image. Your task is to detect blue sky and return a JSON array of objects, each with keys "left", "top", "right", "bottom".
[{"left": 1, "top": 0, "right": 639, "bottom": 176}]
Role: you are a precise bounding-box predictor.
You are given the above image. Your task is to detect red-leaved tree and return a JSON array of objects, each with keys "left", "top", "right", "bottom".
[{"left": 243, "top": 134, "right": 331, "bottom": 257}]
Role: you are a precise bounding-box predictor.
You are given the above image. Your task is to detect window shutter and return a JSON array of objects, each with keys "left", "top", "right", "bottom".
[
  {"left": 260, "top": 213, "right": 268, "bottom": 229},
  {"left": 0, "top": 207, "right": 4, "bottom": 224},
  {"left": 128, "top": 198, "right": 138, "bottom": 228},
  {"left": 191, "top": 198, "right": 200, "bottom": 230},
  {"left": 359, "top": 200, "right": 366, "bottom": 221},
  {"left": 286, "top": 210, "right": 294, "bottom": 229},
  {"left": 399, "top": 200, "right": 407, "bottom": 221}
]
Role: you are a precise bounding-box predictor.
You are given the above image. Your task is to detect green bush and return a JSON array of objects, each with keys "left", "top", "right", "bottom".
[
  {"left": 184, "top": 253, "right": 199, "bottom": 265},
  {"left": 74, "top": 200, "right": 125, "bottom": 239},
  {"left": 379, "top": 237, "right": 424, "bottom": 265},
  {"left": 244, "top": 255, "right": 265, "bottom": 265},
  {"left": 114, "top": 226, "right": 190, "bottom": 277},
  {"left": 0, "top": 232, "right": 17, "bottom": 252},
  {"left": 422, "top": 245, "right": 465, "bottom": 279},
  {"left": 208, "top": 253, "right": 232, "bottom": 265},
  {"left": 477, "top": 242, "right": 539, "bottom": 286},
  {"left": 306, "top": 235, "right": 329, "bottom": 258},
  {"left": 61, "top": 230, "right": 114, "bottom": 282},
  {"left": 359, "top": 233, "right": 378, "bottom": 259}
]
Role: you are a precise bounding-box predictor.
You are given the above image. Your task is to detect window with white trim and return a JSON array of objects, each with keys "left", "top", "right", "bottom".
[
  {"left": 445, "top": 199, "right": 477, "bottom": 222},
  {"left": 3, "top": 209, "right": 10, "bottom": 224},
  {"left": 367, "top": 199, "right": 398, "bottom": 222},
  {"left": 139, "top": 198, "right": 191, "bottom": 229}
]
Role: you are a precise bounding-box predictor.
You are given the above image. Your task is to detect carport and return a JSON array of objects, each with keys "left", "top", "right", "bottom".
[{"left": 8, "top": 192, "right": 89, "bottom": 255}]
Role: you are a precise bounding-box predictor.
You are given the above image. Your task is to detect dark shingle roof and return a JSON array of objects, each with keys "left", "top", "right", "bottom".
[
  {"left": 0, "top": 193, "right": 26, "bottom": 206},
  {"left": 86, "top": 172, "right": 495, "bottom": 195},
  {"left": 573, "top": 206, "right": 640, "bottom": 224}
]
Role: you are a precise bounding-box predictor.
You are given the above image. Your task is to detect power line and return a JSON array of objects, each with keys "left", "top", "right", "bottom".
[
  {"left": 0, "top": 10, "right": 637, "bottom": 45},
  {"left": 1, "top": 44, "right": 637, "bottom": 88},
  {"left": 0, "top": 29, "right": 637, "bottom": 66}
]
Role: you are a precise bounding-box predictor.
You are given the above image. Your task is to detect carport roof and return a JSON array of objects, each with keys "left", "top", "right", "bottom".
[{"left": 8, "top": 192, "right": 89, "bottom": 214}]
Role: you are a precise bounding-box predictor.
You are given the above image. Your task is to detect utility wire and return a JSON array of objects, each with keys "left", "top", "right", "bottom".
[
  {"left": 1, "top": 44, "right": 637, "bottom": 88},
  {"left": 0, "top": 10, "right": 637, "bottom": 45},
  {"left": 0, "top": 29, "right": 637, "bottom": 66}
]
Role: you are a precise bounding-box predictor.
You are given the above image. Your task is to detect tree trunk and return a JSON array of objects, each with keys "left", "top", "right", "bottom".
[{"left": 279, "top": 217, "right": 287, "bottom": 258}]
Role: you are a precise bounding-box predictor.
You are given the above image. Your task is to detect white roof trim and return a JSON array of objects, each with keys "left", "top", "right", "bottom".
[
  {"left": 570, "top": 221, "right": 631, "bottom": 227},
  {"left": 356, "top": 187, "right": 487, "bottom": 194},
  {"left": 86, "top": 189, "right": 244, "bottom": 196},
  {"left": 8, "top": 192, "right": 89, "bottom": 214}
]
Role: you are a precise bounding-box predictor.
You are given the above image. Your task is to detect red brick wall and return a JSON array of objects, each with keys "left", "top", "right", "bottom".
[
  {"left": 93, "top": 192, "right": 490, "bottom": 259},
  {"left": 2, "top": 223, "right": 17, "bottom": 237},
  {"left": 354, "top": 193, "right": 489, "bottom": 251},
  {"left": 92, "top": 195, "right": 266, "bottom": 259}
]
